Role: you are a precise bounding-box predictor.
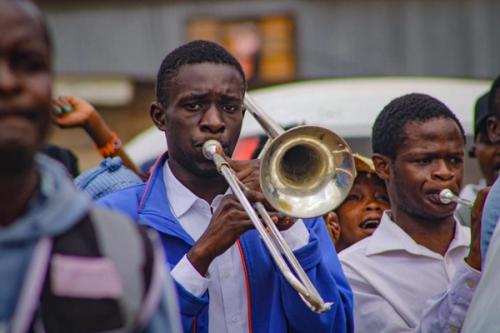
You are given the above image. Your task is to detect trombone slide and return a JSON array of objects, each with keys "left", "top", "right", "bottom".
[{"left": 203, "top": 139, "right": 332, "bottom": 313}]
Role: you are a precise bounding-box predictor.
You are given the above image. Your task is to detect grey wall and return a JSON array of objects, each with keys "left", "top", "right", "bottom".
[{"left": 39, "top": 0, "right": 500, "bottom": 79}]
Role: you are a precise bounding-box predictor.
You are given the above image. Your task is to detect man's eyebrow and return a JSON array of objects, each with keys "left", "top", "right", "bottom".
[
  {"left": 177, "top": 93, "right": 209, "bottom": 101},
  {"left": 406, "top": 151, "right": 464, "bottom": 158},
  {"left": 219, "top": 95, "right": 242, "bottom": 102}
]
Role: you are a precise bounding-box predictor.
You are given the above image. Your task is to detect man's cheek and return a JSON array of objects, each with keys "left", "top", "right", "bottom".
[{"left": 488, "top": 118, "right": 500, "bottom": 144}]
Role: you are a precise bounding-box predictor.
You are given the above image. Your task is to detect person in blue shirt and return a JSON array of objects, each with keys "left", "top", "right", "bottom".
[
  {"left": 99, "top": 40, "right": 353, "bottom": 333},
  {"left": 462, "top": 75, "right": 500, "bottom": 333}
]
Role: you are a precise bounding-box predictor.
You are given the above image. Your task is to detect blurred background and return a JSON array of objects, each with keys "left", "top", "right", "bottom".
[{"left": 35, "top": 0, "right": 500, "bottom": 184}]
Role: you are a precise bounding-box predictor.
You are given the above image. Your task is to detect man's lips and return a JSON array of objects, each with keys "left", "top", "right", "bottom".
[
  {"left": 0, "top": 109, "right": 42, "bottom": 122},
  {"left": 194, "top": 141, "right": 230, "bottom": 155}
]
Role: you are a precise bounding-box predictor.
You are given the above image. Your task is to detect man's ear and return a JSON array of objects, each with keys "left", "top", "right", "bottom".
[
  {"left": 150, "top": 102, "right": 167, "bottom": 131},
  {"left": 487, "top": 116, "right": 500, "bottom": 144},
  {"left": 372, "top": 154, "right": 391, "bottom": 181}
]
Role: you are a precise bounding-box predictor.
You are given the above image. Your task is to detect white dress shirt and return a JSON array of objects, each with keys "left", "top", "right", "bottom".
[
  {"left": 165, "top": 162, "right": 309, "bottom": 333},
  {"left": 339, "top": 211, "right": 481, "bottom": 333}
]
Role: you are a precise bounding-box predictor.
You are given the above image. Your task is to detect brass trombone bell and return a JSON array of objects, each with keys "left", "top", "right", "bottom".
[{"left": 261, "top": 125, "right": 355, "bottom": 218}]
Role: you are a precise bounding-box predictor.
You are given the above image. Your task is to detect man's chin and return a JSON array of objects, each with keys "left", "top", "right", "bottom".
[
  {"left": 0, "top": 148, "right": 35, "bottom": 176},
  {"left": 193, "top": 167, "right": 220, "bottom": 178},
  {"left": 182, "top": 158, "right": 219, "bottom": 178}
]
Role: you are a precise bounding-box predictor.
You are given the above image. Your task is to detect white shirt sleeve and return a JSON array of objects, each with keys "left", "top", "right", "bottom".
[
  {"left": 417, "top": 260, "right": 481, "bottom": 333},
  {"left": 280, "top": 218, "right": 310, "bottom": 250},
  {"left": 170, "top": 254, "right": 210, "bottom": 297}
]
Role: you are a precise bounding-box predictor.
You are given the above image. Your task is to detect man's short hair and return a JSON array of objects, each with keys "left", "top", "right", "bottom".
[
  {"left": 155, "top": 40, "right": 246, "bottom": 107},
  {"left": 372, "top": 93, "right": 465, "bottom": 160},
  {"left": 488, "top": 75, "right": 500, "bottom": 118}
]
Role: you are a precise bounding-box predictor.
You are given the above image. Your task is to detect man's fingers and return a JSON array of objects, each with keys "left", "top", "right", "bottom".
[{"left": 243, "top": 188, "right": 266, "bottom": 203}]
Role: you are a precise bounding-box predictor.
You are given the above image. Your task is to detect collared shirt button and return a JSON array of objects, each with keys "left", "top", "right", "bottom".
[{"left": 466, "top": 278, "right": 475, "bottom": 289}]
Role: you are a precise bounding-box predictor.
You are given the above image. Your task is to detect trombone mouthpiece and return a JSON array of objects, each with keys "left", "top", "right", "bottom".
[{"left": 202, "top": 140, "right": 221, "bottom": 160}]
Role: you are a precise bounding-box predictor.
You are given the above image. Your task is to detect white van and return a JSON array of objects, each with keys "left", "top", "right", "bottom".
[{"left": 125, "top": 77, "right": 490, "bottom": 184}]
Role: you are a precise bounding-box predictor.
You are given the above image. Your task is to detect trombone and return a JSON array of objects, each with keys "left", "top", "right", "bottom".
[{"left": 202, "top": 95, "right": 356, "bottom": 313}]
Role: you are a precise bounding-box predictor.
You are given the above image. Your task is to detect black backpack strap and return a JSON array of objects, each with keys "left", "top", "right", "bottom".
[{"left": 9, "top": 237, "right": 52, "bottom": 333}]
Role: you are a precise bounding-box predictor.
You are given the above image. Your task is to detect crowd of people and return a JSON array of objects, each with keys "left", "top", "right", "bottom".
[{"left": 1, "top": 0, "right": 500, "bottom": 332}]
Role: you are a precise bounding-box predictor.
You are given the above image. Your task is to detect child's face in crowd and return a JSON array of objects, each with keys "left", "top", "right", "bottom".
[
  {"left": 0, "top": 1, "right": 52, "bottom": 172},
  {"left": 335, "top": 172, "right": 390, "bottom": 251}
]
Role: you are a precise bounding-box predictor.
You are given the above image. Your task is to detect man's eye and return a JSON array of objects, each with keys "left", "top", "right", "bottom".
[
  {"left": 185, "top": 103, "right": 202, "bottom": 112},
  {"left": 222, "top": 104, "right": 240, "bottom": 113},
  {"left": 12, "top": 51, "right": 48, "bottom": 72},
  {"left": 416, "top": 159, "right": 431, "bottom": 165},
  {"left": 449, "top": 157, "right": 463, "bottom": 165}
]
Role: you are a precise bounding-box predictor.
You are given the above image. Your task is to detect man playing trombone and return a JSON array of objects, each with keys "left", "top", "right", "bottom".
[{"left": 99, "top": 40, "right": 353, "bottom": 333}]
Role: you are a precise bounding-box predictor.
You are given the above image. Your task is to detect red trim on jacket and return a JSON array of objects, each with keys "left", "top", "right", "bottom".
[{"left": 237, "top": 240, "right": 253, "bottom": 333}]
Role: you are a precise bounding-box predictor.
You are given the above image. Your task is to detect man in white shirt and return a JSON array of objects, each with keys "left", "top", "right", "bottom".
[
  {"left": 100, "top": 40, "right": 353, "bottom": 333},
  {"left": 340, "top": 93, "right": 484, "bottom": 332}
]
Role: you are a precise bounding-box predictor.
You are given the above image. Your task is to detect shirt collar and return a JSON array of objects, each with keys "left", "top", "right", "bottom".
[
  {"left": 365, "top": 211, "right": 470, "bottom": 258},
  {"left": 163, "top": 162, "right": 199, "bottom": 219},
  {"left": 163, "top": 161, "right": 230, "bottom": 218}
]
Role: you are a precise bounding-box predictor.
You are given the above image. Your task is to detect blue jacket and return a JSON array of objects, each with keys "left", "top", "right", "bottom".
[
  {"left": 99, "top": 154, "right": 354, "bottom": 333},
  {"left": 481, "top": 178, "right": 500, "bottom": 263}
]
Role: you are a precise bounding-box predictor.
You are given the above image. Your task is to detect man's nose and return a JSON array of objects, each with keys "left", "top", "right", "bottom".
[
  {"left": 432, "top": 159, "right": 455, "bottom": 181},
  {"left": 200, "top": 105, "right": 225, "bottom": 133}
]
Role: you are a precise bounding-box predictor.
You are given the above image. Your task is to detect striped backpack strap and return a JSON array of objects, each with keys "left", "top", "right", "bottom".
[{"left": 8, "top": 238, "right": 52, "bottom": 333}]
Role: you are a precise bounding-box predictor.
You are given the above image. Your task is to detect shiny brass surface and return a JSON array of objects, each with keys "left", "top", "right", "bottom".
[{"left": 260, "top": 125, "right": 356, "bottom": 218}]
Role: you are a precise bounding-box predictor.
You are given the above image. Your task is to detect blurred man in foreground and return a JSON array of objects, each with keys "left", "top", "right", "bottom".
[{"left": 0, "top": 1, "right": 180, "bottom": 331}]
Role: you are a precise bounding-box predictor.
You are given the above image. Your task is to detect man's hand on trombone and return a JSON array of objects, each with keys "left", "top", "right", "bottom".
[
  {"left": 228, "top": 158, "right": 298, "bottom": 231},
  {"left": 187, "top": 158, "right": 296, "bottom": 276}
]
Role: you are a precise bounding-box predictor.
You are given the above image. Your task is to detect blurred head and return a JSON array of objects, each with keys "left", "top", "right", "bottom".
[
  {"left": 150, "top": 40, "right": 246, "bottom": 178},
  {"left": 0, "top": 0, "right": 52, "bottom": 176},
  {"left": 372, "top": 93, "right": 465, "bottom": 223},
  {"left": 332, "top": 154, "right": 390, "bottom": 252},
  {"left": 469, "top": 92, "right": 500, "bottom": 185},
  {"left": 487, "top": 76, "right": 500, "bottom": 144},
  {"left": 75, "top": 157, "right": 142, "bottom": 200}
]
